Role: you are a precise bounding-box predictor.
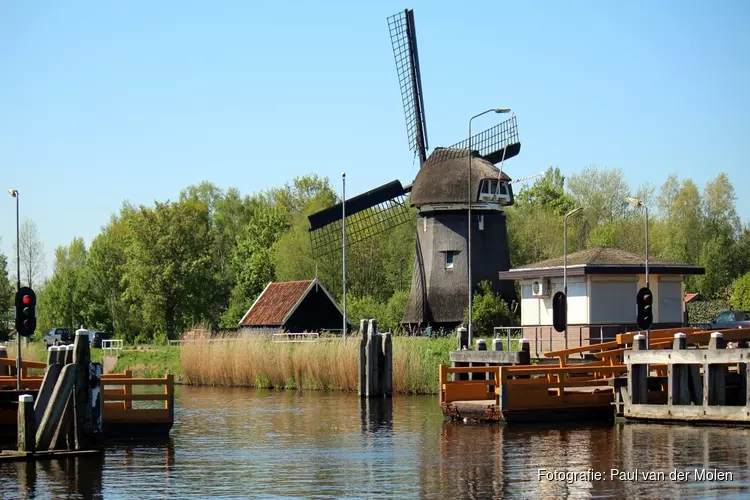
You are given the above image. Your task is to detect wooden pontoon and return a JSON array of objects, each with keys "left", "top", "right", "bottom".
[
  {"left": 440, "top": 327, "right": 750, "bottom": 424},
  {"left": 0, "top": 357, "right": 174, "bottom": 441}
]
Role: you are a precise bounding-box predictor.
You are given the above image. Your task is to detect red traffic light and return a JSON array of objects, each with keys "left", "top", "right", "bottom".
[{"left": 22, "top": 294, "right": 31, "bottom": 305}]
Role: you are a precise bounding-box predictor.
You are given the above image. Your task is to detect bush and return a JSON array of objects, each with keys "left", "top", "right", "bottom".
[
  {"left": 382, "top": 290, "right": 409, "bottom": 332},
  {"left": 732, "top": 272, "right": 750, "bottom": 311},
  {"left": 686, "top": 299, "right": 730, "bottom": 325},
  {"left": 345, "top": 294, "right": 385, "bottom": 331},
  {"left": 463, "top": 280, "right": 511, "bottom": 338}
]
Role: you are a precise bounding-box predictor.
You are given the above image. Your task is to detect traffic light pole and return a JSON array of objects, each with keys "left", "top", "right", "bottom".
[{"left": 13, "top": 192, "right": 21, "bottom": 391}]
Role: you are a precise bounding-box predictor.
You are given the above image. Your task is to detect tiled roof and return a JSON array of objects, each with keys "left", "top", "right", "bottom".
[
  {"left": 516, "top": 247, "right": 686, "bottom": 269},
  {"left": 239, "top": 280, "right": 313, "bottom": 326},
  {"left": 684, "top": 293, "right": 701, "bottom": 303}
]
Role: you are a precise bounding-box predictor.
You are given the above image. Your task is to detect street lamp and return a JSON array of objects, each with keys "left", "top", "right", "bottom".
[
  {"left": 468, "top": 108, "right": 511, "bottom": 346},
  {"left": 625, "top": 197, "right": 649, "bottom": 288},
  {"left": 563, "top": 207, "right": 583, "bottom": 349},
  {"left": 626, "top": 196, "right": 650, "bottom": 347},
  {"left": 7, "top": 189, "right": 20, "bottom": 390},
  {"left": 7, "top": 189, "right": 19, "bottom": 290},
  {"left": 341, "top": 173, "right": 347, "bottom": 341}
]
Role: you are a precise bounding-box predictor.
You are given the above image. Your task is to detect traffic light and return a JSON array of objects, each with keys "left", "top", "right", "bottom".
[
  {"left": 636, "top": 286, "right": 653, "bottom": 330},
  {"left": 552, "top": 291, "right": 567, "bottom": 333},
  {"left": 14, "top": 287, "right": 37, "bottom": 337}
]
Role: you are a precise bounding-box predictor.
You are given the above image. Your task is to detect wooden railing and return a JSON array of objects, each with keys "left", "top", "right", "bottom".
[
  {"left": 440, "top": 363, "right": 625, "bottom": 412},
  {"left": 101, "top": 370, "right": 174, "bottom": 424}
]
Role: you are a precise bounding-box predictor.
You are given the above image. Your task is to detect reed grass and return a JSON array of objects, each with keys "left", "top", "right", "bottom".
[{"left": 181, "top": 335, "right": 454, "bottom": 394}]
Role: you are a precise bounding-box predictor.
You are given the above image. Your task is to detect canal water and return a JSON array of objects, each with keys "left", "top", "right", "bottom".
[{"left": 2, "top": 386, "right": 750, "bottom": 499}]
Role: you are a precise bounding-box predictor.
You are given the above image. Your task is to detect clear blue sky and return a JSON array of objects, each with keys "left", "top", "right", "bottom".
[{"left": 1, "top": 0, "right": 749, "bottom": 280}]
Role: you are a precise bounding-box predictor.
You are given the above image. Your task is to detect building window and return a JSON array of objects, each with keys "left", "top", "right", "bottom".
[
  {"left": 478, "top": 214, "right": 484, "bottom": 231},
  {"left": 423, "top": 218, "right": 427, "bottom": 232},
  {"left": 445, "top": 252, "right": 455, "bottom": 270}
]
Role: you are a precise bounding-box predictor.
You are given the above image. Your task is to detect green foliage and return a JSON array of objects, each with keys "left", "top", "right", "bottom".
[
  {"left": 345, "top": 294, "right": 385, "bottom": 330},
  {"left": 686, "top": 300, "right": 731, "bottom": 326},
  {"left": 463, "top": 281, "right": 511, "bottom": 338},
  {"left": 0, "top": 246, "right": 13, "bottom": 340},
  {"left": 122, "top": 199, "right": 216, "bottom": 340},
  {"left": 31, "top": 165, "right": 749, "bottom": 347},
  {"left": 732, "top": 273, "right": 750, "bottom": 311},
  {"left": 514, "top": 167, "right": 575, "bottom": 216}
]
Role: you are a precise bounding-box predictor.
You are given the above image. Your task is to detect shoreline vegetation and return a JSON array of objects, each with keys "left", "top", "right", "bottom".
[
  {"left": 180, "top": 336, "right": 454, "bottom": 394},
  {"left": 17, "top": 336, "right": 455, "bottom": 394}
]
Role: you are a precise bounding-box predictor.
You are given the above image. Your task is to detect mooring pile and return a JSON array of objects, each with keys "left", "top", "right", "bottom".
[
  {"left": 5, "top": 328, "right": 102, "bottom": 459},
  {"left": 358, "top": 319, "right": 393, "bottom": 398}
]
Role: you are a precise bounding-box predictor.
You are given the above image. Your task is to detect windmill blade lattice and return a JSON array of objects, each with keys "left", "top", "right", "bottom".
[
  {"left": 388, "top": 9, "right": 428, "bottom": 165},
  {"left": 308, "top": 180, "right": 412, "bottom": 259},
  {"left": 429, "top": 115, "right": 521, "bottom": 165}
]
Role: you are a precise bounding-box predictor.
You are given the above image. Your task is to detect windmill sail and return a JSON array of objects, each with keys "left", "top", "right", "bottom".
[
  {"left": 308, "top": 180, "right": 412, "bottom": 259},
  {"left": 429, "top": 115, "right": 521, "bottom": 166},
  {"left": 388, "top": 9, "right": 428, "bottom": 166}
]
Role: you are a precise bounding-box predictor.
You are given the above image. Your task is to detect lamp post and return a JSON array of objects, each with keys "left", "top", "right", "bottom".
[
  {"left": 626, "top": 197, "right": 649, "bottom": 345},
  {"left": 8, "top": 189, "right": 20, "bottom": 390},
  {"left": 468, "top": 108, "right": 510, "bottom": 346},
  {"left": 342, "top": 173, "right": 347, "bottom": 341},
  {"left": 563, "top": 207, "right": 583, "bottom": 349}
]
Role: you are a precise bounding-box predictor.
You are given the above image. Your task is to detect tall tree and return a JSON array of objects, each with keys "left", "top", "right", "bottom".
[
  {"left": 13, "top": 218, "right": 46, "bottom": 288},
  {"left": 223, "top": 206, "right": 289, "bottom": 326},
  {"left": 123, "top": 199, "right": 216, "bottom": 340},
  {"left": 0, "top": 243, "right": 13, "bottom": 339}
]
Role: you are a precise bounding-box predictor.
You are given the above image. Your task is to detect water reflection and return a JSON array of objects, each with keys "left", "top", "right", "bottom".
[{"left": 2, "top": 387, "right": 750, "bottom": 499}]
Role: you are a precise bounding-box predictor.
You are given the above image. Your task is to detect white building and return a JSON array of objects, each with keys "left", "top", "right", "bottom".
[{"left": 497, "top": 247, "right": 704, "bottom": 357}]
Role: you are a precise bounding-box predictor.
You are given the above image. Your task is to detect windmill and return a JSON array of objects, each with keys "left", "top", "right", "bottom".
[{"left": 307, "top": 8, "right": 522, "bottom": 329}]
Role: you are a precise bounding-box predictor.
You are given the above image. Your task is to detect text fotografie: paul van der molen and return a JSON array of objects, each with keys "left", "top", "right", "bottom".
[{"left": 538, "top": 468, "right": 733, "bottom": 483}]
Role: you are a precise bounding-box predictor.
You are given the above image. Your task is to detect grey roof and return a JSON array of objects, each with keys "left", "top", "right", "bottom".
[
  {"left": 498, "top": 247, "right": 705, "bottom": 279},
  {"left": 409, "top": 149, "right": 511, "bottom": 207}
]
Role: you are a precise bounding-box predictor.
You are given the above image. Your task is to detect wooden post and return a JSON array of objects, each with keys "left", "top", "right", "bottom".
[
  {"left": 65, "top": 344, "right": 74, "bottom": 365},
  {"left": 630, "top": 333, "right": 648, "bottom": 405},
  {"left": 35, "top": 348, "right": 63, "bottom": 425},
  {"left": 365, "top": 320, "right": 381, "bottom": 397},
  {"left": 707, "top": 332, "right": 726, "bottom": 406},
  {"left": 519, "top": 338, "right": 530, "bottom": 366},
  {"left": 47, "top": 345, "right": 58, "bottom": 366},
  {"left": 90, "top": 362, "right": 104, "bottom": 443},
  {"left": 0, "top": 345, "right": 9, "bottom": 376},
  {"left": 381, "top": 332, "right": 392, "bottom": 397},
  {"left": 456, "top": 327, "right": 469, "bottom": 381},
  {"left": 741, "top": 341, "right": 749, "bottom": 406},
  {"left": 457, "top": 327, "right": 468, "bottom": 350},
  {"left": 17, "top": 394, "right": 36, "bottom": 453},
  {"left": 73, "top": 328, "right": 94, "bottom": 450},
  {"left": 358, "top": 319, "right": 368, "bottom": 398},
  {"left": 669, "top": 333, "right": 690, "bottom": 406},
  {"left": 36, "top": 364, "right": 76, "bottom": 451},
  {"left": 492, "top": 338, "right": 503, "bottom": 352},
  {"left": 473, "top": 339, "right": 487, "bottom": 381}
]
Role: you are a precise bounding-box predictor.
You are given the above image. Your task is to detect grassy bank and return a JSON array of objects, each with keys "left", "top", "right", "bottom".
[
  {"left": 181, "top": 336, "right": 454, "bottom": 394},
  {"left": 12, "top": 336, "right": 454, "bottom": 394},
  {"left": 13, "top": 341, "right": 182, "bottom": 380}
]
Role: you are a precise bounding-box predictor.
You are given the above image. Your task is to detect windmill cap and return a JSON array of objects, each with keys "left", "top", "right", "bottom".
[{"left": 410, "top": 149, "right": 512, "bottom": 207}]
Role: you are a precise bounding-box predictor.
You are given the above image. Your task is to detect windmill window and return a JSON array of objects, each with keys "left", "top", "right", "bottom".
[
  {"left": 490, "top": 180, "right": 499, "bottom": 193},
  {"left": 445, "top": 252, "right": 455, "bottom": 270},
  {"left": 478, "top": 214, "right": 484, "bottom": 231},
  {"left": 498, "top": 182, "right": 507, "bottom": 195},
  {"left": 481, "top": 181, "right": 490, "bottom": 194}
]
